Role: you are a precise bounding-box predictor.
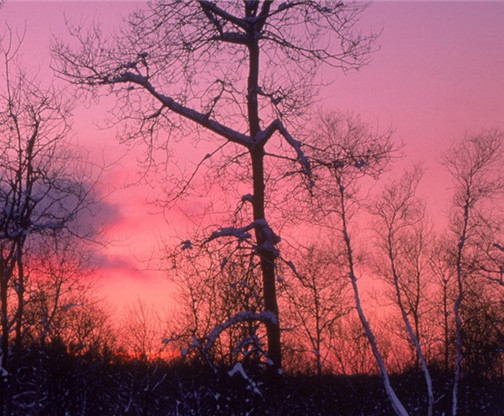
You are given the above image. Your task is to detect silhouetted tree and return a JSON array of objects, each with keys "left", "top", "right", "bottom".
[
  {"left": 22, "top": 236, "right": 94, "bottom": 347},
  {"left": 460, "top": 284, "right": 504, "bottom": 379},
  {"left": 369, "top": 166, "right": 434, "bottom": 416},
  {"left": 307, "top": 111, "right": 408, "bottom": 415},
  {"left": 441, "top": 129, "right": 504, "bottom": 416},
  {"left": 0, "top": 30, "right": 100, "bottom": 413},
  {"left": 52, "top": 2, "right": 377, "bottom": 385},
  {"left": 0, "top": 28, "right": 98, "bottom": 413},
  {"left": 168, "top": 241, "right": 265, "bottom": 370},
  {"left": 281, "top": 243, "right": 351, "bottom": 377},
  {"left": 119, "top": 298, "right": 165, "bottom": 361},
  {"left": 429, "top": 235, "right": 457, "bottom": 374}
]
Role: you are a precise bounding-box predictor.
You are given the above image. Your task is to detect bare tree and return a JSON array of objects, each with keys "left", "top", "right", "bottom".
[
  {"left": 22, "top": 235, "right": 94, "bottom": 348},
  {"left": 52, "top": 1, "right": 377, "bottom": 382},
  {"left": 441, "top": 129, "right": 504, "bottom": 416},
  {"left": 459, "top": 282, "right": 504, "bottom": 379},
  {"left": 118, "top": 298, "right": 165, "bottom": 361},
  {"left": 306, "top": 111, "right": 409, "bottom": 415},
  {"left": 331, "top": 314, "right": 380, "bottom": 376},
  {"left": 0, "top": 28, "right": 98, "bottom": 410},
  {"left": 281, "top": 243, "right": 351, "bottom": 377},
  {"left": 428, "top": 235, "right": 457, "bottom": 374},
  {"left": 168, "top": 239, "right": 266, "bottom": 370},
  {"left": 369, "top": 166, "right": 435, "bottom": 416}
]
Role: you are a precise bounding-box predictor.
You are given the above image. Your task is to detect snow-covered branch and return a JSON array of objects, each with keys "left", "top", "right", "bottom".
[
  {"left": 258, "top": 119, "right": 313, "bottom": 186},
  {"left": 110, "top": 71, "right": 252, "bottom": 148},
  {"left": 204, "top": 310, "right": 278, "bottom": 353}
]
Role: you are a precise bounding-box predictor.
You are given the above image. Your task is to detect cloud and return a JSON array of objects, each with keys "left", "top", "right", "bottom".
[
  {"left": 91, "top": 200, "right": 124, "bottom": 229},
  {"left": 91, "top": 252, "right": 142, "bottom": 277}
]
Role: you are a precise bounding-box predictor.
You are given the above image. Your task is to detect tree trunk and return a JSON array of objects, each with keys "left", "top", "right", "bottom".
[
  {"left": 251, "top": 148, "right": 282, "bottom": 377},
  {"left": 246, "top": 16, "right": 282, "bottom": 379},
  {"left": 14, "top": 254, "right": 24, "bottom": 354},
  {"left": 0, "top": 269, "right": 9, "bottom": 416},
  {"left": 1, "top": 272, "right": 8, "bottom": 373},
  {"left": 452, "top": 202, "right": 469, "bottom": 416},
  {"left": 339, "top": 184, "right": 408, "bottom": 416}
]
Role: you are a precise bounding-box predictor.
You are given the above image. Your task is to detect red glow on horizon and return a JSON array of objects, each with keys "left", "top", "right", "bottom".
[{"left": 2, "top": 0, "right": 503, "bottom": 317}]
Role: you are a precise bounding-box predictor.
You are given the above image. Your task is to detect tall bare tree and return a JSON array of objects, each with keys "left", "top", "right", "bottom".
[
  {"left": 52, "top": 1, "right": 377, "bottom": 381},
  {"left": 441, "top": 129, "right": 504, "bottom": 416},
  {"left": 369, "top": 167, "right": 435, "bottom": 416},
  {"left": 307, "top": 111, "right": 409, "bottom": 415}
]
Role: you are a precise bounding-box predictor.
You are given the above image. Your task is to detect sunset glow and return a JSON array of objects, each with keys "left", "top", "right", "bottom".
[
  {"left": 3, "top": 0, "right": 503, "bottom": 313},
  {"left": 1, "top": 1, "right": 504, "bottom": 414}
]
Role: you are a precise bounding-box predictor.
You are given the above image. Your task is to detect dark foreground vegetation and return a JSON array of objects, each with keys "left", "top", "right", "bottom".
[{"left": 1, "top": 344, "right": 503, "bottom": 416}]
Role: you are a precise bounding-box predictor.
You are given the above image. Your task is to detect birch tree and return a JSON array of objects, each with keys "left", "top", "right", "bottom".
[
  {"left": 52, "top": 1, "right": 376, "bottom": 381},
  {"left": 307, "top": 111, "right": 408, "bottom": 416},
  {"left": 441, "top": 129, "right": 504, "bottom": 416},
  {"left": 369, "top": 167, "right": 435, "bottom": 416}
]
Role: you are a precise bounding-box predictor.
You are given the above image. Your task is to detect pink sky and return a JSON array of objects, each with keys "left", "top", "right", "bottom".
[{"left": 2, "top": 1, "right": 504, "bottom": 315}]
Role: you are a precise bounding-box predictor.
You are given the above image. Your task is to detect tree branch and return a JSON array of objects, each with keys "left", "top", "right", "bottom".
[{"left": 109, "top": 71, "right": 252, "bottom": 147}]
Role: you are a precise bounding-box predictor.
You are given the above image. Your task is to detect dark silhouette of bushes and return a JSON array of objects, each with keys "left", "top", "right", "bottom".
[{"left": 1, "top": 344, "right": 503, "bottom": 415}]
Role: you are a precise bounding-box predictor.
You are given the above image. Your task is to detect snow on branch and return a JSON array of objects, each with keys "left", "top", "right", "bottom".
[
  {"left": 181, "top": 240, "right": 193, "bottom": 250},
  {"left": 228, "top": 362, "right": 263, "bottom": 396},
  {"left": 0, "top": 361, "right": 7, "bottom": 378},
  {"left": 107, "top": 71, "right": 253, "bottom": 148},
  {"left": 241, "top": 193, "right": 253, "bottom": 203},
  {"left": 204, "top": 310, "right": 278, "bottom": 353},
  {"left": 208, "top": 224, "right": 254, "bottom": 243},
  {"left": 206, "top": 219, "right": 280, "bottom": 250},
  {"left": 254, "top": 218, "right": 281, "bottom": 257},
  {"left": 258, "top": 119, "right": 313, "bottom": 187}
]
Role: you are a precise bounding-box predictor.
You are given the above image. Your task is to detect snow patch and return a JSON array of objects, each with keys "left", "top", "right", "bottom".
[{"left": 227, "top": 362, "right": 262, "bottom": 396}]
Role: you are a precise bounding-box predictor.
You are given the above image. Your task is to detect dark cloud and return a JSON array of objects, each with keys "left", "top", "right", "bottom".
[{"left": 91, "top": 252, "right": 141, "bottom": 277}]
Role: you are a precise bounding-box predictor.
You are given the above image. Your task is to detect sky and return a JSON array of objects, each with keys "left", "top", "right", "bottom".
[{"left": 1, "top": 1, "right": 504, "bottom": 316}]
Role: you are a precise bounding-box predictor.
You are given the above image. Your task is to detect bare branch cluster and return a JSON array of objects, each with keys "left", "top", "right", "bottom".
[{"left": 0, "top": 27, "right": 100, "bottom": 387}]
